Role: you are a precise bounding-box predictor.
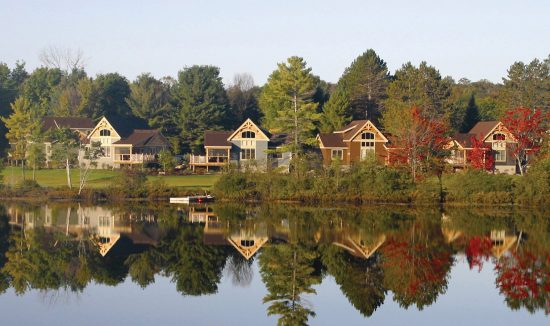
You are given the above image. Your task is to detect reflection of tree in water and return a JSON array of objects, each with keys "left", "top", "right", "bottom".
[
  {"left": 495, "top": 250, "right": 550, "bottom": 314},
  {"left": 381, "top": 217, "right": 454, "bottom": 310},
  {"left": 225, "top": 251, "right": 254, "bottom": 287},
  {"left": 322, "top": 245, "right": 386, "bottom": 317},
  {"left": 259, "top": 243, "right": 321, "bottom": 326},
  {"left": 0, "top": 209, "right": 10, "bottom": 294}
]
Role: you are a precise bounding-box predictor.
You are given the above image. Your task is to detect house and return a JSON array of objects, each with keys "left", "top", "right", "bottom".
[
  {"left": 447, "top": 121, "right": 518, "bottom": 174},
  {"left": 41, "top": 117, "right": 95, "bottom": 167},
  {"left": 85, "top": 116, "right": 171, "bottom": 168},
  {"left": 189, "top": 118, "right": 291, "bottom": 172},
  {"left": 317, "top": 120, "right": 390, "bottom": 166}
]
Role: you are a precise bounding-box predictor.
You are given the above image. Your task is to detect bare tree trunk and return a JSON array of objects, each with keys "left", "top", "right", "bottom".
[
  {"left": 66, "top": 157, "right": 72, "bottom": 189},
  {"left": 294, "top": 94, "right": 298, "bottom": 156}
]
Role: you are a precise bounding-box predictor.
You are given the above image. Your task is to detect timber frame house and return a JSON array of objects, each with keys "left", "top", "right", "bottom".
[
  {"left": 317, "top": 120, "right": 392, "bottom": 166},
  {"left": 189, "top": 118, "right": 291, "bottom": 172},
  {"left": 447, "top": 121, "right": 519, "bottom": 174}
]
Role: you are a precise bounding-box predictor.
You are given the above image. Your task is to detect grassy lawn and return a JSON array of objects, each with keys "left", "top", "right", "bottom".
[{"left": 1, "top": 167, "right": 220, "bottom": 189}]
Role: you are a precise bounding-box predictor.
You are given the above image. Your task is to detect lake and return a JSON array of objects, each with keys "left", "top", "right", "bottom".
[{"left": 0, "top": 202, "right": 548, "bottom": 325}]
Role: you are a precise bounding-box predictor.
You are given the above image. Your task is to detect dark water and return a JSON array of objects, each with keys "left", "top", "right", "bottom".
[{"left": 0, "top": 202, "right": 548, "bottom": 326}]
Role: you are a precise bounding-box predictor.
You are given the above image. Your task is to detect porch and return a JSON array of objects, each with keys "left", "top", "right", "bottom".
[{"left": 189, "top": 147, "right": 230, "bottom": 172}]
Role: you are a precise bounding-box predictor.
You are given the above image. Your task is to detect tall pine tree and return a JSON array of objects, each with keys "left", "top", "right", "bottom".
[{"left": 460, "top": 94, "right": 480, "bottom": 133}]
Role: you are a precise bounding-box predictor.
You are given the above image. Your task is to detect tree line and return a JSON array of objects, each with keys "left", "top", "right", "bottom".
[{"left": 1, "top": 49, "right": 549, "bottom": 158}]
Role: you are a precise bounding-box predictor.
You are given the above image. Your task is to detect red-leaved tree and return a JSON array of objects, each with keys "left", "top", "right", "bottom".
[
  {"left": 468, "top": 134, "right": 494, "bottom": 171},
  {"left": 390, "top": 107, "right": 450, "bottom": 181},
  {"left": 465, "top": 236, "right": 493, "bottom": 271},
  {"left": 503, "top": 108, "right": 546, "bottom": 175}
]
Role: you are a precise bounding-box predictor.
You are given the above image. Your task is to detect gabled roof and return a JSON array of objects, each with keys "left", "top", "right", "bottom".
[
  {"left": 468, "top": 121, "right": 500, "bottom": 138},
  {"left": 452, "top": 133, "right": 476, "bottom": 148},
  {"left": 204, "top": 131, "right": 232, "bottom": 147},
  {"left": 317, "top": 133, "right": 346, "bottom": 148},
  {"left": 114, "top": 129, "right": 170, "bottom": 147},
  {"left": 227, "top": 118, "right": 271, "bottom": 141},
  {"left": 106, "top": 115, "right": 149, "bottom": 138},
  {"left": 41, "top": 117, "right": 94, "bottom": 132}
]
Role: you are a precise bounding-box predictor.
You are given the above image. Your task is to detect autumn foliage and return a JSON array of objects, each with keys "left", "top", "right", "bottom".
[
  {"left": 465, "top": 236, "right": 493, "bottom": 271},
  {"left": 468, "top": 134, "right": 494, "bottom": 171}
]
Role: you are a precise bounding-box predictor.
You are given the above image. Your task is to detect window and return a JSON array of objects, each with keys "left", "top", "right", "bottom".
[
  {"left": 100, "top": 129, "right": 111, "bottom": 137},
  {"left": 241, "top": 148, "right": 255, "bottom": 160},
  {"left": 241, "top": 240, "right": 255, "bottom": 247},
  {"left": 331, "top": 149, "right": 343, "bottom": 160},
  {"left": 493, "top": 133, "right": 506, "bottom": 141},
  {"left": 103, "top": 146, "right": 111, "bottom": 157},
  {"left": 241, "top": 131, "right": 255, "bottom": 139},
  {"left": 271, "top": 152, "right": 283, "bottom": 159},
  {"left": 494, "top": 150, "right": 506, "bottom": 162},
  {"left": 361, "top": 132, "right": 375, "bottom": 140}
]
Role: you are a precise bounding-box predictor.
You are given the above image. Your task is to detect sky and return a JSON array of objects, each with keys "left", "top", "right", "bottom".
[{"left": 1, "top": 0, "right": 549, "bottom": 86}]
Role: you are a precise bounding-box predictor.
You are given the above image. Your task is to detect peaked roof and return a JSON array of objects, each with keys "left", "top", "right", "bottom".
[
  {"left": 106, "top": 115, "right": 149, "bottom": 138},
  {"left": 318, "top": 133, "right": 347, "bottom": 148},
  {"left": 204, "top": 131, "right": 232, "bottom": 147},
  {"left": 41, "top": 117, "right": 94, "bottom": 132},
  {"left": 113, "top": 129, "right": 170, "bottom": 147},
  {"left": 468, "top": 121, "right": 500, "bottom": 138},
  {"left": 227, "top": 118, "right": 271, "bottom": 140}
]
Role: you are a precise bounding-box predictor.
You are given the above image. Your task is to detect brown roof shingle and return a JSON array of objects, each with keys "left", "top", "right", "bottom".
[
  {"left": 318, "top": 133, "right": 346, "bottom": 148},
  {"left": 468, "top": 121, "right": 500, "bottom": 138},
  {"left": 41, "top": 117, "right": 94, "bottom": 132},
  {"left": 114, "top": 129, "right": 170, "bottom": 147},
  {"left": 204, "top": 131, "right": 232, "bottom": 147}
]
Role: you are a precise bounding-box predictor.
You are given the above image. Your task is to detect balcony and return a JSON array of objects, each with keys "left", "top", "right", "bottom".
[
  {"left": 114, "top": 154, "right": 156, "bottom": 163},
  {"left": 189, "top": 155, "right": 229, "bottom": 166}
]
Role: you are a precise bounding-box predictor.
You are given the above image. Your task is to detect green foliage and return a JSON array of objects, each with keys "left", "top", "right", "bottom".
[
  {"left": 337, "top": 49, "right": 390, "bottom": 121},
  {"left": 126, "top": 73, "right": 174, "bottom": 131},
  {"left": 174, "top": 65, "right": 230, "bottom": 153},
  {"left": 92, "top": 73, "right": 132, "bottom": 118},
  {"left": 444, "top": 169, "right": 516, "bottom": 204},
  {"left": 501, "top": 56, "right": 550, "bottom": 111},
  {"left": 319, "top": 88, "right": 351, "bottom": 132},
  {"left": 259, "top": 56, "right": 321, "bottom": 152},
  {"left": 382, "top": 61, "right": 452, "bottom": 134},
  {"left": 20, "top": 67, "right": 63, "bottom": 118},
  {"left": 112, "top": 169, "right": 148, "bottom": 198},
  {"left": 460, "top": 94, "right": 480, "bottom": 133},
  {"left": 158, "top": 149, "right": 176, "bottom": 174},
  {"left": 226, "top": 73, "right": 262, "bottom": 128},
  {"left": 515, "top": 157, "right": 550, "bottom": 205}
]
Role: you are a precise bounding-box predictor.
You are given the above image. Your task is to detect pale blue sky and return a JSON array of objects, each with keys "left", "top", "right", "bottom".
[{"left": 1, "top": 0, "right": 549, "bottom": 85}]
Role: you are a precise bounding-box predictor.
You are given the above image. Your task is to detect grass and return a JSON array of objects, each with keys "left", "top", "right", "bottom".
[{"left": 0, "top": 167, "right": 220, "bottom": 189}]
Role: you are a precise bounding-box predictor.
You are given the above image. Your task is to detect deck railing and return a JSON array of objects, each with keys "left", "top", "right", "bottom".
[
  {"left": 189, "top": 155, "right": 229, "bottom": 165},
  {"left": 114, "top": 154, "right": 156, "bottom": 163}
]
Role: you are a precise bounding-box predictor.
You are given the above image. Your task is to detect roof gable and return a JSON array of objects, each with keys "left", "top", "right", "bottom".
[
  {"left": 88, "top": 117, "right": 122, "bottom": 139},
  {"left": 344, "top": 120, "right": 388, "bottom": 142},
  {"left": 227, "top": 119, "right": 270, "bottom": 141},
  {"left": 41, "top": 117, "right": 95, "bottom": 132}
]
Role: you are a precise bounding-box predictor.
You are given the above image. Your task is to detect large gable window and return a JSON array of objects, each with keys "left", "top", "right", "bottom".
[
  {"left": 100, "top": 129, "right": 111, "bottom": 137},
  {"left": 361, "top": 132, "right": 375, "bottom": 159},
  {"left": 493, "top": 133, "right": 506, "bottom": 141},
  {"left": 361, "top": 132, "right": 375, "bottom": 140},
  {"left": 242, "top": 131, "right": 256, "bottom": 139}
]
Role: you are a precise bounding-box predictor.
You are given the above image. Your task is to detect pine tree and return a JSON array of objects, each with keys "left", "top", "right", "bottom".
[
  {"left": 319, "top": 88, "right": 352, "bottom": 132},
  {"left": 460, "top": 94, "right": 480, "bottom": 133},
  {"left": 259, "top": 56, "right": 320, "bottom": 154}
]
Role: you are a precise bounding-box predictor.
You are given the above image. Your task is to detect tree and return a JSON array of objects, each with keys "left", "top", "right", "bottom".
[
  {"left": 383, "top": 62, "right": 452, "bottom": 124},
  {"left": 226, "top": 73, "right": 262, "bottom": 127},
  {"left": 126, "top": 73, "right": 174, "bottom": 129},
  {"left": 39, "top": 46, "right": 86, "bottom": 73},
  {"left": 467, "top": 134, "right": 494, "bottom": 171},
  {"left": 386, "top": 107, "right": 449, "bottom": 182},
  {"left": 1, "top": 97, "right": 37, "bottom": 179},
  {"left": 259, "top": 243, "right": 321, "bottom": 325},
  {"left": 173, "top": 65, "right": 229, "bottom": 153},
  {"left": 319, "top": 88, "right": 352, "bottom": 132},
  {"left": 26, "top": 142, "right": 45, "bottom": 181},
  {"left": 20, "top": 67, "right": 63, "bottom": 119},
  {"left": 503, "top": 107, "right": 547, "bottom": 175},
  {"left": 336, "top": 49, "right": 390, "bottom": 121},
  {"left": 0, "top": 62, "right": 27, "bottom": 154},
  {"left": 501, "top": 57, "right": 550, "bottom": 112},
  {"left": 460, "top": 94, "right": 480, "bottom": 133},
  {"left": 77, "top": 141, "right": 104, "bottom": 195},
  {"left": 92, "top": 73, "right": 132, "bottom": 118},
  {"left": 49, "top": 127, "right": 80, "bottom": 188},
  {"left": 158, "top": 148, "right": 175, "bottom": 174},
  {"left": 259, "top": 56, "right": 321, "bottom": 155}
]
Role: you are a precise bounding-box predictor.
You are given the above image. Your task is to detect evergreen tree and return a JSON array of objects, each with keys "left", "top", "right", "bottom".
[
  {"left": 126, "top": 73, "right": 174, "bottom": 130},
  {"left": 501, "top": 56, "right": 550, "bottom": 112},
  {"left": 319, "top": 88, "right": 352, "bottom": 132},
  {"left": 1, "top": 97, "right": 38, "bottom": 178},
  {"left": 337, "top": 49, "right": 390, "bottom": 121},
  {"left": 460, "top": 94, "right": 480, "bottom": 133},
  {"left": 259, "top": 56, "right": 321, "bottom": 154},
  {"left": 173, "top": 65, "right": 230, "bottom": 153}
]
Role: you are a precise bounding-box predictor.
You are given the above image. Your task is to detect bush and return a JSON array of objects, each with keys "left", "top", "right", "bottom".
[
  {"left": 515, "top": 157, "right": 550, "bottom": 205},
  {"left": 444, "top": 169, "right": 515, "bottom": 205},
  {"left": 111, "top": 169, "right": 148, "bottom": 199}
]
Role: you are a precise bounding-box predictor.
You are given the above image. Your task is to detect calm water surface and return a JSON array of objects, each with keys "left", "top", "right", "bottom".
[{"left": 0, "top": 202, "right": 548, "bottom": 325}]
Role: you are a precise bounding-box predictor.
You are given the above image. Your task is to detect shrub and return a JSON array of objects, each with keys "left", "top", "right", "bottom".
[
  {"left": 515, "top": 157, "right": 550, "bottom": 205},
  {"left": 444, "top": 169, "right": 515, "bottom": 205}
]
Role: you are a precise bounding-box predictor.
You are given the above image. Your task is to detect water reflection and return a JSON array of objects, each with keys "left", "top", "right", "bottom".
[{"left": 0, "top": 203, "right": 548, "bottom": 324}]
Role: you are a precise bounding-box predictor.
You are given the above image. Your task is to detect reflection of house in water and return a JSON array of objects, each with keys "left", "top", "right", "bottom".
[
  {"left": 490, "top": 230, "right": 517, "bottom": 259},
  {"left": 188, "top": 206, "right": 271, "bottom": 260},
  {"left": 441, "top": 214, "right": 518, "bottom": 259},
  {"left": 315, "top": 224, "right": 386, "bottom": 259},
  {"left": 7, "top": 205, "right": 160, "bottom": 256}
]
